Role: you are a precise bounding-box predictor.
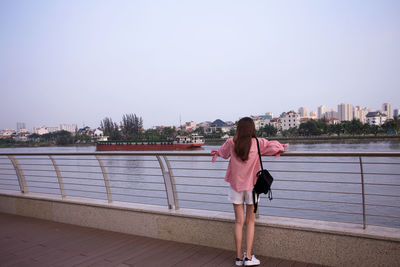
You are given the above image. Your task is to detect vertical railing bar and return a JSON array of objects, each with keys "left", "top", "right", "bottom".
[
  {"left": 96, "top": 155, "right": 112, "bottom": 203},
  {"left": 156, "top": 155, "right": 173, "bottom": 209},
  {"left": 163, "top": 155, "right": 180, "bottom": 210},
  {"left": 359, "top": 156, "right": 367, "bottom": 229},
  {"left": 8, "top": 155, "right": 28, "bottom": 194},
  {"left": 49, "top": 155, "right": 66, "bottom": 199}
]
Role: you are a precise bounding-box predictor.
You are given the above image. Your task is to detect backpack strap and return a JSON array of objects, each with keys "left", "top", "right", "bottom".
[
  {"left": 252, "top": 189, "right": 258, "bottom": 213},
  {"left": 255, "top": 137, "right": 264, "bottom": 171},
  {"left": 254, "top": 137, "right": 263, "bottom": 213}
]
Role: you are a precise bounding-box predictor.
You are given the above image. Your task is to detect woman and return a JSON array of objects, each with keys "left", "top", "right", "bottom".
[{"left": 211, "top": 117, "right": 288, "bottom": 266}]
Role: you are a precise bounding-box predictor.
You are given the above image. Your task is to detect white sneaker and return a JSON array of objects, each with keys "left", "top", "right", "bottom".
[
  {"left": 235, "top": 257, "right": 244, "bottom": 266},
  {"left": 244, "top": 255, "right": 260, "bottom": 266}
]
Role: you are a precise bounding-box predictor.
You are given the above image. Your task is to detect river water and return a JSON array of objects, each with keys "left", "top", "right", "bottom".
[{"left": 0, "top": 141, "right": 399, "bottom": 228}]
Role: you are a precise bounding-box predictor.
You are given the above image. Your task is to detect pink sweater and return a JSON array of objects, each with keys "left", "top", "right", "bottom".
[{"left": 212, "top": 138, "right": 288, "bottom": 192}]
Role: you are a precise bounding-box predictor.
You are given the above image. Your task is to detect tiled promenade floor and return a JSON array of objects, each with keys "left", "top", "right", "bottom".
[{"left": 0, "top": 213, "right": 323, "bottom": 267}]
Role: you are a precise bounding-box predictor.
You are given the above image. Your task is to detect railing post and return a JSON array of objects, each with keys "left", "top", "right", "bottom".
[
  {"left": 156, "top": 155, "right": 175, "bottom": 209},
  {"left": 96, "top": 155, "right": 113, "bottom": 203},
  {"left": 8, "top": 155, "right": 28, "bottom": 194},
  {"left": 49, "top": 155, "right": 66, "bottom": 199},
  {"left": 163, "top": 155, "right": 179, "bottom": 210},
  {"left": 359, "top": 156, "right": 367, "bottom": 229}
]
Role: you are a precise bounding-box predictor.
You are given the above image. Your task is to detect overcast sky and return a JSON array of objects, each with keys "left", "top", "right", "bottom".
[{"left": 1, "top": 0, "right": 399, "bottom": 130}]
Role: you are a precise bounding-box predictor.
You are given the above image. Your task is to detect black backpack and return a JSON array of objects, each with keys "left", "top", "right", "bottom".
[{"left": 252, "top": 138, "right": 273, "bottom": 213}]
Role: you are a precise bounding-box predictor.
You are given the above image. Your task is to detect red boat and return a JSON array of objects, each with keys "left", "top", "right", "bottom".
[{"left": 96, "top": 134, "right": 204, "bottom": 151}]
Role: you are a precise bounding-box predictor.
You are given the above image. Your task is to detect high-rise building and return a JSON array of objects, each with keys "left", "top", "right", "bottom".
[
  {"left": 394, "top": 109, "right": 399, "bottom": 118},
  {"left": 309, "top": 110, "right": 316, "bottom": 118},
  {"left": 298, "top": 107, "right": 308, "bottom": 117},
  {"left": 382, "top": 103, "right": 393, "bottom": 119},
  {"left": 17, "top": 122, "right": 26, "bottom": 132},
  {"left": 354, "top": 106, "right": 371, "bottom": 124},
  {"left": 317, "top": 105, "right": 327, "bottom": 119},
  {"left": 325, "top": 109, "right": 337, "bottom": 120},
  {"left": 264, "top": 112, "right": 273, "bottom": 119},
  {"left": 338, "top": 103, "right": 354, "bottom": 121}
]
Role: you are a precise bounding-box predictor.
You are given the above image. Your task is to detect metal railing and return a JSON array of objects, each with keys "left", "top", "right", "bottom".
[{"left": 0, "top": 152, "right": 399, "bottom": 229}]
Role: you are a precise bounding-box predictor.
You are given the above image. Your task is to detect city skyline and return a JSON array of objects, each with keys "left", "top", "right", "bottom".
[
  {"left": 1, "top": 101, "right": 397, "bottom": 132},
  {"left": 1, "top": 1, "right": 399, "bottom": 130}
]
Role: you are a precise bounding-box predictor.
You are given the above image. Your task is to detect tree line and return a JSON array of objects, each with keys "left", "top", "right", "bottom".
[
  {"left": 258, "top": 118, "right": 400, "bottom": 137},
  {"left": 100, "top": 114, "right": 177, "bottom": 141},
  {"left": 102, "top": 115, "right": 400, "bottom": 140}
]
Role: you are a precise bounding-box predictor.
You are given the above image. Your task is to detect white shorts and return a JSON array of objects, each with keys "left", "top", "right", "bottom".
[{"left": 228, "top": 187, "right": 255, "bottom": 205}]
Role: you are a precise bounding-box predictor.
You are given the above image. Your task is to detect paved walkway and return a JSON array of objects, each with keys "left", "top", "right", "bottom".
[{"left": 0, "top": 213, "right": 322, "bottom": 267}]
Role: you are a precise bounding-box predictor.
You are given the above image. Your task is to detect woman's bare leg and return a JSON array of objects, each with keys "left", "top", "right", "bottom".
[
  {"left": 233, "top": 204, "right": 245, "bottom": 258},
  {"left": 245, "top": 204, "right": 256, "bottom": 258}
]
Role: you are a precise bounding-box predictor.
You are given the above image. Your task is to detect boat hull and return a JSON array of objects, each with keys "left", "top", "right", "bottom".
[{"left": 96, "top": 142, "right": 203, "bottom": 151}]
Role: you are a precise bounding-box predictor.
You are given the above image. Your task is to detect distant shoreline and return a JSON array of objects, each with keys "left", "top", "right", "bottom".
[
  {"left": 0, "top": 143, "right": 95, "bottom": 149},
  {"left": 205, "top": 135, "right": 400, "bottom": 145},
  {"left": 1, "top": 136, "right": 399, "bottom": 148}
]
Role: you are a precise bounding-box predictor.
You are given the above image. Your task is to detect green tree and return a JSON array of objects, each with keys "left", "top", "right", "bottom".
[
  {"left": 74, "top": 133, "right": 92, "bottom": 143},
  {"left": 281, "top": 127, "right": 298, "bottom": 137},
  {"left": 144, "top": 129, "right": 161, "bottom": 142},
  {"left": 299, "top": 120, "right": 322, "bottom": 136},
  {"left": 162, "top": 126, "right": 177, "bottom": 140},
  {"left": 328, "top": 123, "right": 344, "bottom": 136},
  {"left": 121, "top": 113, "right": 143, "bottom": 140},
  {"left": 381, "top": 118, "right": 400, "bottom": 134},
  {"left": 28, "top": 133, "right": 40, "bottom": 142},
  {"left": 0, "top": 137, "right": 15, "bottom": 146},
  {"left": 261, "top": 124, "right": 277, "bottom": 137},
  {"left": 100, "top": 117, "right": 121, "bottom": 140},
  {"left": 362, "top": 123, "right": 371, "bottom": 136},
  {"left": 342, "top": 119, "right": 364, "bottom": 136},
  {"left": 56, "top": 132, "right": 72, "bottom": 145},
  {"left": 228, "top": 128, "right": 236, "bottom": 137}
]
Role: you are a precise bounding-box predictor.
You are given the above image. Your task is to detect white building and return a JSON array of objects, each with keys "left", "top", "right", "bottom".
[
  {"left": 60, "top": 124, "right": 77, "bottom": 134},
  {"left": 0, "top": 129, "right": 16, "bottom": 138},
  {"left": 33, "top": 127, "right": 48, "bottom": 135},
  {"left": 33, "top": 126, "right": 59, "bottom": 135},
  {"left": 267, "top": 118, "right": 280, "bottom": 129},
  {"left": 309, "top": 110, "right": 317, "bottom": 119},
  {"left": 184, "top": 121, "right": 197, "bottom": 132},
  {"left": 317, "top": 105, "right": 327, "bottom": 119},
  {"left": 93, "top": 128, "right": 104, "bottom": 137},
  {"left": 279, "top": 111, "right": 300, "bottom": 131},
  {"left": 198, "top": 121, "right": 212, "bottom": 133},
  {"left": 382, "top": 103, "right": 393, "bottom": 119},
  {"left": 298, "top": 107, "right": 308, "bottom": 118},
  {"left": 251, "top": 116, "right": 266, "bottom": 131},
  {"left": 366, "top": 111, "right": 387, "bottom": 126},
  {"left": 338, "top": 103, "right": 354, "bottom": 121},
  {"left": 328, "top": 118, "right": 341, "bottom": 125}
]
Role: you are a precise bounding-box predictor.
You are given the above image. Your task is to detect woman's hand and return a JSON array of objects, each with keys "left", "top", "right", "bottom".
[
  {"left": 274, "top": 143, "right": 289, "bottom": 158},
  {"left": 211, "top": 150, "right": 218, "bottom": 162}
]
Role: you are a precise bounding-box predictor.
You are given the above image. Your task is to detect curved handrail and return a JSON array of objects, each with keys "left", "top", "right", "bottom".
[
  {"left": 0, "top": 151, "right": 399, "bottom": 229},
  {"left": 1, "top": 152, "right": 400, "bottom": 157}
]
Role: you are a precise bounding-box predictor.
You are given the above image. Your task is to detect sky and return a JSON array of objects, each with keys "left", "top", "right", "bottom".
[{"left": 1, "top": 0, "right": 399, "bottom": 130}]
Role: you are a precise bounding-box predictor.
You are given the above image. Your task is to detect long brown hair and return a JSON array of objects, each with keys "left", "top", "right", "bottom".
[{"left": 234, "top": 117, "right": 256, "bottom": 161}]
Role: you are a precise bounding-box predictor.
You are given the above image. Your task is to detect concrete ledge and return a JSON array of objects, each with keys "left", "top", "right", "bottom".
[{"left": 0, "top": 190, "right": 399, "bottom": 266}]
